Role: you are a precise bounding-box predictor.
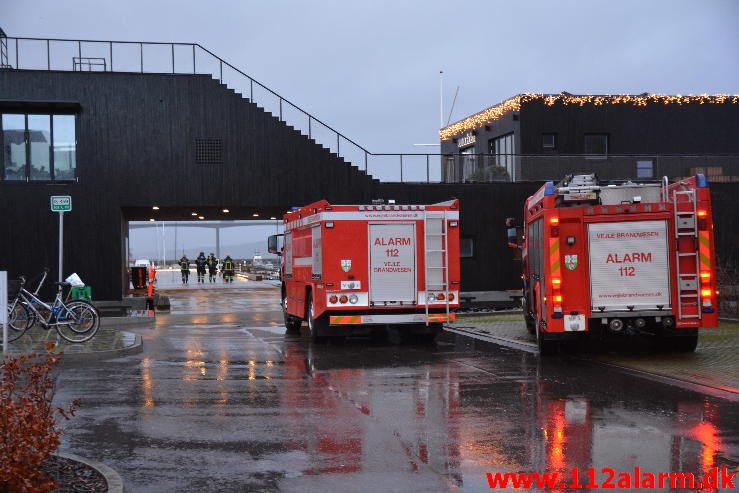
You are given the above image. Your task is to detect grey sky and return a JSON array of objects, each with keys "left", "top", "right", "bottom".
[{"left": 4, "top": 0, "right": 738, "bottom": 155}]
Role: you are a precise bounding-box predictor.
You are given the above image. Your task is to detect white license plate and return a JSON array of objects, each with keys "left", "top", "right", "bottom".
[{"left": 565, "top": 314, "right": 586, "bottom": 332}]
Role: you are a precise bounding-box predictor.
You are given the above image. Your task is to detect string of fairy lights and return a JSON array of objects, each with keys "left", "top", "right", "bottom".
[{"left": 439, "top": 93, "right": 739, "bottom": 141}]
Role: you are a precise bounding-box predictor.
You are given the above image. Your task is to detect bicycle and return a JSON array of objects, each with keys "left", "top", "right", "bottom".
[{"left": 6, "top": 269, "right": 100, "bottom": 343}]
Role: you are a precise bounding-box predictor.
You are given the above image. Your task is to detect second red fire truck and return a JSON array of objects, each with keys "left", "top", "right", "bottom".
[
  {"left": 508, "top": 173, "right": 717, "bottom": 354},
  {"left": 268, "top": 199, "right": 460, "bottom": 341}
]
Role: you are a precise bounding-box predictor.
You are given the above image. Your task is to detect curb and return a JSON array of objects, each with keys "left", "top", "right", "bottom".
[
  {"left": 583, "top": 358, "right": 739, "bottom": 403},
  {"left": 101, "top": 316, "right": 156, "bottom": 328},
  {"left": 55, "top": 452, "right": 124, "bottom": 493},
  {"left": 444, "top": 325, "right": 537, "bottom": 353},
  {"left": 59, "top": 332, "right": 143, "bottom": 364}
]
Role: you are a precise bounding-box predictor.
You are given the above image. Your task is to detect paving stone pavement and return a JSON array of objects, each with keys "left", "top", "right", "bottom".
[
  {"left": 2, "top": 317, "right": 145, "bottom": 361},
  {"left": 453, "top": 313, "right": 739, "bottom": 396}
]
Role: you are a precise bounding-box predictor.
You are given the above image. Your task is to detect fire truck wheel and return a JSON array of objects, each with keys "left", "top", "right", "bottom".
[
  {"left": 524, "top": 312, "right": 536, "bottom": 335},
  {"left": 306, "top": 292, "right": 327, "bottom": 341},
  {"left": 670, "top": 334, "right": 698, "bottom": 353},
  {"left": 420, "top": 323, "right": 443, "bottom": 344},
  {"left": 536, "top": 325, "right": 558, "bottom": 356},
  {"left": 283, "top": 294, "right": 302, "bottom": 333}
]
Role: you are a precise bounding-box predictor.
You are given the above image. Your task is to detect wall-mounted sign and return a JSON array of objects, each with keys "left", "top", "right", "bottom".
[{"left": 457, "top": 132, "right": 476, "bottom": 149}]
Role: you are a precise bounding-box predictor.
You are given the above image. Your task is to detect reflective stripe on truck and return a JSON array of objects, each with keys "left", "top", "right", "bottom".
[{"left": 329, "top": 313, "right": 456, "bottom": 325}]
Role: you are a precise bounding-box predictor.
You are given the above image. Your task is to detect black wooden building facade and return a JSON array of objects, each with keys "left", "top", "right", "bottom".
[{"left": 2, "top": 70, "right": 739, "bottom": 302}]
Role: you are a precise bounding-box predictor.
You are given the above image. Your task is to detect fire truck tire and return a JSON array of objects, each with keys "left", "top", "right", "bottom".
[
  {"left": 421, "top": 323, "right": 443, "bottom": 343},
  {"left": 670, "top": 334, "right": 698, "bottom": 353},
  {"left": 524, "top": 312, "right": 536, "bottom": 335},
  {"left": 306, "top": 292, "right": 327, "bottom": 341},
  {"left": 283, "top": 294, "right": 302, "bottom": 333},
  {"left": 536, "top": 326, "right": 558, "bottom": 356}
]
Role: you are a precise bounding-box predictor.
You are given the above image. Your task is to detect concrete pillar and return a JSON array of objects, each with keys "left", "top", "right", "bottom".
[{"left": 215, "top": 226, "right": 220, "bottom": 259}]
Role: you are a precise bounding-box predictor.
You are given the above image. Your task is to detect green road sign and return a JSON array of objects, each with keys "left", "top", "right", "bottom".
[{"left": 51, "top": 195, "right": 72, "bottom": 212}]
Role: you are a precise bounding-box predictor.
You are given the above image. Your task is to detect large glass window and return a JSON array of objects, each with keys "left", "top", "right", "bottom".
[
  {"left": 1, "top": 113, "right": 76, "bottom": 182},
  {"left": 460, "top": 146, "right": 477, "bottom": 181},
  {"left": 53, "top": 115, "right": 77, "bottom": 180},
  {"left": 28, "top": 114, "right": 51, "bottom": 181},
  {"left": 489, "top": 133, "right": 515, "bottom": 178},
  {"left": 2, "top": 114, "right": 26, "bottom": 180}
]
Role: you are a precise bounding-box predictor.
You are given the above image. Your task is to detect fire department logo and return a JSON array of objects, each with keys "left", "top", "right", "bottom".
[
  {"left": 341, "top": 259, "right": 352, "bottom": 272},
  {"left": 565, "top": 254, "right": 578, "bottom": 270}
]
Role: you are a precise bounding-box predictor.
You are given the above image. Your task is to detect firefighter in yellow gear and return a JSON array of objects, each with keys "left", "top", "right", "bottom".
[
  {"left": 222, "top": 255, "right": 235, "bottom": 283},
  {"left": 179, "top": 255, "right": 190, "bottom": 285}
]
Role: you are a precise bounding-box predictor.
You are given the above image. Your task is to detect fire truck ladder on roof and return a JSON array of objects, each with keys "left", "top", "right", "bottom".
[
  {"left": 672, "top": 188, "right": 701, "bottom": 321},
  {"left": 424, "top": 210, "right": 450, "bottom": 324}
]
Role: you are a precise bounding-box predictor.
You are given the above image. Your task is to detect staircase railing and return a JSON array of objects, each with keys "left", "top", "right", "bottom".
[{"left": 1, "top": 36, "right": 373, "bottom": 173}]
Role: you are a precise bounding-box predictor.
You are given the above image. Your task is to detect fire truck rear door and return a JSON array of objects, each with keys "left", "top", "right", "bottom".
[
  {"left": 588, "top": 220, "right": 671, "bottom": 312},
  {"left": 369, "top": 223, "right": 416, "bottom": 304}
]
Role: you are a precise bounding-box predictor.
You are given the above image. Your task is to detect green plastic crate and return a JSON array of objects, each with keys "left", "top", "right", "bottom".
[{"left": 70, "top": 286, "right": 92, "bottom": 301}]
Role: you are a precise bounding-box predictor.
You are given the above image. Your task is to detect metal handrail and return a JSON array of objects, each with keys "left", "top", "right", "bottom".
[{"left": 1, "top": 36, "right": 372, "bottom": 170}]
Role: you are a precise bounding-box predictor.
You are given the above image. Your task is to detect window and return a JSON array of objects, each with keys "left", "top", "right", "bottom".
[
  {"left": 28, "top": 114, "right": 51, "bottom": 181},
  {"left": 489, "top": 133, "right": 515, "bottom": 179},
  {"left": 53, "top": 115, "right": 77, "bottom": 180},
  {"left": 542, "top": 133, "right": 556, "bottom": 149},
  {"left": 2, "top": 114, "right": 25, "bottom": 180},
  {"left": 584, "top": 134, "right": 608, "bottom": 158},
  {"left": 460, "top": 237, "right": 474, "bottom": 258},
  {"left": 1, "top": 112, "right": 76, "bottom": 182},
  {"left": 460, "top": 146, "right": 477, "bottom": 182},
  {"left": 636, "top": 160, "right": 653, "bottom": 178}
]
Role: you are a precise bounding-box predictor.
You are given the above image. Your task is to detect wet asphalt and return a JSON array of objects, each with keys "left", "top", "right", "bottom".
[{"left": 54, "top": 278, "right": 739, "bottom": 492}]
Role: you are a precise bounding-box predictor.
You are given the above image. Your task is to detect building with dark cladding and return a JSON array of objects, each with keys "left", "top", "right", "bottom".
[
  {"left": 0, "top": 68, "right": 382, "bottom": 300},
  {"left": 1, "top": 37, "right": 739, "bottom": 305},
  {"left": 440, "top": 93, "right": 739, "bottom": 184}
]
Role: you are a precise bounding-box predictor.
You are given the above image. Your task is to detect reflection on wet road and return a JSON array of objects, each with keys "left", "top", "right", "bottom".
[{"left": 54, "top": 285, "right": 739, "bottom": 492}]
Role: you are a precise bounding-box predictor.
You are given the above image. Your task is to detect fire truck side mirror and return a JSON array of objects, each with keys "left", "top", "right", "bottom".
[{"left": 267, "top": 234, "right": 284, "bottom": 256}]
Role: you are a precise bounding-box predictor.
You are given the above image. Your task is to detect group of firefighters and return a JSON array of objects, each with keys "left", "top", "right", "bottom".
[{"left": 178, "top": 252, "right": 236, "bottom": 285}]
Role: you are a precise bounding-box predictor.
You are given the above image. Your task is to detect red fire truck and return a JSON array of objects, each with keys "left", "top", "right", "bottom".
[
  {"left": 508, "top": 173, "right": 717, "bottom": 354},
  {"left": 268, "top": 199, "right": 460, "bottom": 341}
]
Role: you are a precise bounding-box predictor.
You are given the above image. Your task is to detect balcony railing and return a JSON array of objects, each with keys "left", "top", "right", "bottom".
[{"left": 440, "top": 153, "right": 739, "bottom": 184}]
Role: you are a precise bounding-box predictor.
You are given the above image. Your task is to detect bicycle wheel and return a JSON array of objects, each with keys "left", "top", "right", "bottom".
[
  {"left": 56, "top": 303, "right": 100, "bottom": 342},
  {"left": 6, "top": 302, "right": 31, "bottom": 341},
  {"left": 64, "top": 301, "right": 101, "bottom": 332}
]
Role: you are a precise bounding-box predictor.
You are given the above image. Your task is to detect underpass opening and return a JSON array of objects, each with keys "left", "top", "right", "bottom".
[{"left": 123, "top": 206, "right": 285, "bottom": 296}]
